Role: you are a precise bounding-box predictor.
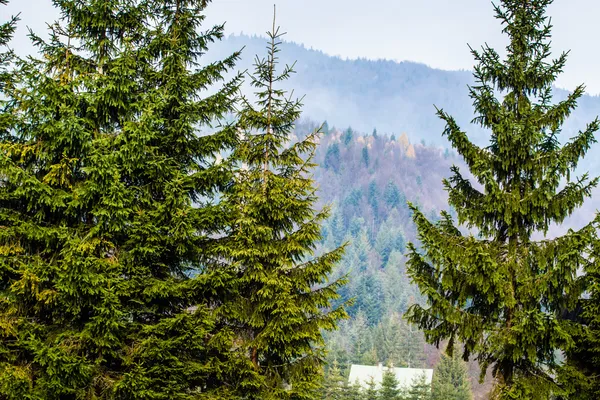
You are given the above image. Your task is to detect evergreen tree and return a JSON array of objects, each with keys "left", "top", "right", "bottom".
[
  {"left": 108, "top": 0, "right": 247, "bottom": 397},
  {"left": 408, "top": 373, "right": 431, "bottom": 400},
  {"left": 405, "top": 0, "right": 599, "bottom": 398},
  {"left": 379, "top": 367, "right": 402, "bottom": 400},
  {"left": 365, "top": 376, "right": 379, "bottom": 400},
  {"left": 0, "top": 0, "right": 16, "bottom": 88},
  {"left": 324, "top": 143, "right": 341, "bottom": 173},
  {"left": 431, "top": 344, "right": 473, "bottom": 400},
  {"left": 222, "top": 9, "right": 348, "bottom": 399},
  {"left": 343, "top": 127, "right": 353, "bottom": 145},
  {"left": 383, "top": 180, "right": 401, "bottom": 208},
  {"left": 322, "top": 359, "right": 348, "bottom": 400},
  {"left": 557, "top": 258, "right": 600, "bottom": 399},
  {"left": 362, "top": 146, "right": 370, "bottom": 168},
  {"left": 347, "top": 380, "right": 363, "bottom": 400},
  {"left": 0, "top": 0, "right": 246, "bottom": 398},
  {"left": 0, "top": 1, "right": 146, "bottom": 397}
]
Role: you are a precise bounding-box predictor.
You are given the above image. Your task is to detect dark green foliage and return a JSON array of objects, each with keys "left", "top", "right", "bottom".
[
  {"left": 322, "top": 360, "right": 348, "bottom": 399},
  {"left": 557, "top": 257, "right": 600, "bottom": 399},
  {"left": 379, "top": 367, "right": 403, "bottom": 400},
  {"left": 0, "top": 0, "right": 244, "bottom": 398},
  {"left": 365, "top": 377, "right": 379, "bottom": 400},
  {"left": 405, "top": 0, "right": 599, "bottom": 398},
  {"left": 431, "top": 344, "right": 473, "bottom": 400},
  {"left": 408, "top": 373, "right": 431, "bottom": 400},
  {"left": 0, "top": 0, "right": 16, "bottom": 90},
  {"left": 373, "top": 128, "right": 378, "bottom": 138},
  {"left": 222, "top": 12, "right": 348, "bottom": 399}
]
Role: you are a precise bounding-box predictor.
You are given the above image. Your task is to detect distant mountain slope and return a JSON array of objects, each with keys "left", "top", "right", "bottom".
[{"left": 208, "top": 34, "right": 600, "bottom": 157}]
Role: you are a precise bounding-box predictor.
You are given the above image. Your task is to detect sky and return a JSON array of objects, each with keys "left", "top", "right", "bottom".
[{"left": 4, "top": 0, "right": 600, "bottom": 94}]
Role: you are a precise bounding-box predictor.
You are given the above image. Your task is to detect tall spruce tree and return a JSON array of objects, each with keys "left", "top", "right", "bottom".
[
  {"left": 221, "top": 8, "right": 348, "bottom": 399},
  {"left": 108, "top": 0, "right": 249, "bottom": 397},
  {"left": 405, "top": 0, "right": 599, "bottom": 398},
  {"left": 0, "top": 0, "right": 148, "bottom": 397},
  {"left": 0, "top": 0, "right": 246, "bottom": 398}
]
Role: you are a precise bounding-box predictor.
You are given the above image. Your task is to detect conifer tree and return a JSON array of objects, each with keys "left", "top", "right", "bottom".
[
  {"left": 405, "top": 0, "right": 599, "bottom": 398},
  {"left": 365, "top": 376, "right": 379, "bottom": 400},
  {"left": 322, "top": 359, "right": 348, "bottom": 400},
  {"left": 408, "top": 373, "right": 431, "bottom": 400},
  {"left": 108, "top": 0, "right": 247, "bottom": 397},
  {"left": 0, "top": 0, "right": 245, "bottom": 398},
  {"left": 557, "top": 253, "right": 600, "bottom": 399},
  {"left": 0, "top": 1, "right": 147, "bottom": 397},
  {"left": 222, "top": 8, "right": 348, "bottom": 399},
  {"left": 346, "top": 380, "right": 363, "bottom": 400},
  {"left": 431, "top": 344, "right": 473, "bottom": 400},
  {"left": 379, "top": 367, "right": 403, "bottom": 400}
]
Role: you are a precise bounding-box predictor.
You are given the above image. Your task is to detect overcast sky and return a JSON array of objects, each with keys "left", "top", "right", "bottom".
[{"left": 4, "top": 0, "right": 600, "bottom": 94}]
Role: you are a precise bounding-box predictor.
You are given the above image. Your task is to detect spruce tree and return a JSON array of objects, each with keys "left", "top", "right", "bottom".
[
  {"left": 222, "top": 8, "right": 348, "bottom": 399},
  {"left": 0, "top": 0, "right": 246, "bottom": 398},
  {"left": 557, "top": 257, "right": 600, "bottom": 399},
  {"left": 405, "top": 0, "right": 599, "bottom": 398},
  {"left": 365, "top": 376, "right": 379, "bottom": 400},
  {"left": 379, "top": 367, "right": 403, "bottom": 400},
  {"left": 431, "top": 344, "right": 473, "bottom": 400},
  {"left": 322, "top": 359, "right": 348, "bottom": 400},
  {"left": 408, "top": 373, "right": 431, "bottom": 400},
  {"left": 108, "top": 0, "right": 248, "bottom": 397},
  {"left": 0, "top": 1, "right": 147, "bottom": 397}
]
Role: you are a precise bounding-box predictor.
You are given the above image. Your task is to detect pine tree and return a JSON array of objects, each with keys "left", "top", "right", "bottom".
[
  {"left": 431, "top": 344, "right": 473, "bottom": 400},
  {"left": 405, "top": 0, "right": 599, "bottom": 398},
  {"left": 222, "top": 8, "right": 348, "bottom": 399},
  {"left": 379, "top": 367, "right": 403, "bottom": 400}
]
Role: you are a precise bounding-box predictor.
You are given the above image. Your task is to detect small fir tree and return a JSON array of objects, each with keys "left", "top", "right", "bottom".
[
  {"left": 379, "top": 366, "right": 403, "bottom": 400},
  {"left": 431, "top": 344, "right": 473, "bottom": 400},
  {"left": 322, "top": 359, "right": 348, "bottom": 400},
  {"left": 365, "top": 376, "right": 379, "bottom": 400},
  {"left": 408, "top": 373, "right": 431, "bottom": 400}
]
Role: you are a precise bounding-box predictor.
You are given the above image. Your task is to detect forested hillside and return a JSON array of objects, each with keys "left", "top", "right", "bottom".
[{"left": 288, "top": 119, "right": 490, "bottom": 398}]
